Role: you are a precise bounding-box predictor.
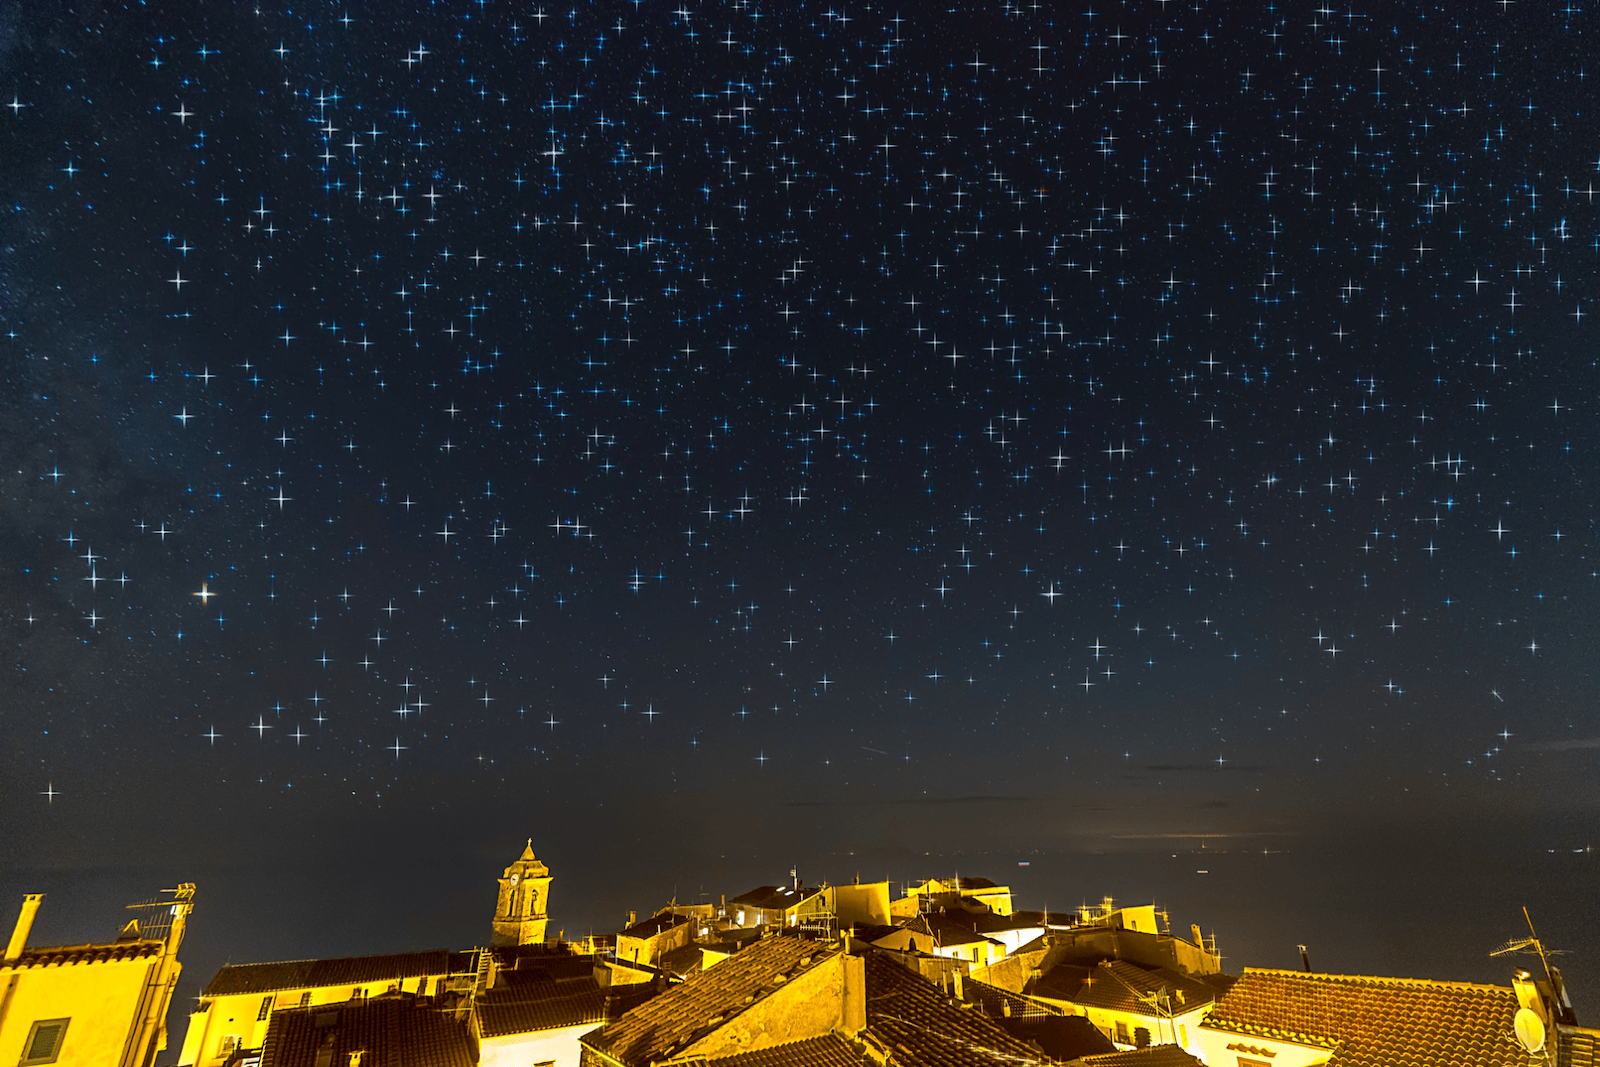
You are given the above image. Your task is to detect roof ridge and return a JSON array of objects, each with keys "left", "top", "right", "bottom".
[
  {"left": 1239, "top": 967, "right": 1514, "bottom": 994},
  {"left": 220, "top": 948, "right": 449, "bottom": 969}
]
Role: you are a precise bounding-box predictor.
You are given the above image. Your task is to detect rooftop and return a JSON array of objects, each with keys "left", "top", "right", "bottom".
[
  {"left": 727, "top": 885, "right": 820, "bottom": 911},
  {"left": 3, "top": 940, "right": 165, "bottom": 969},
  {"left": 620, "top": 912, "right": 691, "bottom": 939},
  {"left": 1202, "top": 967, "right": 1542, "bottom": 1067},
  {"left": 1033, "top": 959, "right": 1218, "bottom": 1016},
  {"left": 863, "top": 953, "right": 1045, "bottom": 1067},
  {"left": 583, "top": 935, "right": 834, "bottom": 1066},
  {"left": 260, "top": 994, "right": 474, "bottom": 1067},
  {"left": 1074, "top": 1048, "right": 1204, "bottom": 1067},
  {"left": 205, "top": 949, "right": 460, "bottom": 997},
  {"left": 687, "top": 1034, "right": 871, "bottom": 1067}
]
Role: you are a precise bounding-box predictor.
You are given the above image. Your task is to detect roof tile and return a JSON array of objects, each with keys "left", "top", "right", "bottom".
[
  {"left": 259, "top": 994, "right": 474, "bottom": 1067},
  {"left": 205, "top": 949, "right": 458, "bottom": 997},
  {"left": 583, "top": 935, "right": 833, "bottom": 1065},
  {"left": 1202, "top": 968, "right": 1540, "bottom": 1067}
]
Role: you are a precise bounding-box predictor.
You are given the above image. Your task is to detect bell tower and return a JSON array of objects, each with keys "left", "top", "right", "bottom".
[{"left": 492, "top": 840, "right": 553, "bottom": 946}]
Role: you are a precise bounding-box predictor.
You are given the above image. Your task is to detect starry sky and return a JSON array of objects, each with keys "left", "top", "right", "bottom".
[{"left": 3, "top": 0, "right": 1598, "bottom": 1031}]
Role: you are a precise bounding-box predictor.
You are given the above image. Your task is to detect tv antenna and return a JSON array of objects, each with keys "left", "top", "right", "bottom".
[{"left": 1489, "top": 906, "right": 1565, "bottom": 970}]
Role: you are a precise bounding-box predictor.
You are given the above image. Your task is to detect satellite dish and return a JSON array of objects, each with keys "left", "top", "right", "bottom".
[{"left": 1513, "top": 1007, "right": 1546, "bottom": 1053}]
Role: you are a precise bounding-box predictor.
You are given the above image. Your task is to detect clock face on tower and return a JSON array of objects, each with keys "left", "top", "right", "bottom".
[{"left": 510, "top": 874, "right": 521, "bottom": 886}]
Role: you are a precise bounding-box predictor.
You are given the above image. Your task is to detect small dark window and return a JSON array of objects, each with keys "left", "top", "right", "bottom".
[
  {"left": 258, "top": 995, "right": 274, "bottom": 1020},
  {"left": 22, "top": 1019, "right": 70, "bottom": 1066},
  {"left": 1115, "top": 1021, "right": 1131, "bottom": 1044},
  {"left": 299, "top": 991, "right": 312, "bottom": 1007}
]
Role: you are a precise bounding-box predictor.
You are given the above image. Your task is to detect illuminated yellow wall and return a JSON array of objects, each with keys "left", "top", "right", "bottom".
[
  {"left": 177, "top": 974, "right": 447, "bottom": 1066},
  {"left": 0, "top": 953, "right": 162, "bottom": 1067}
]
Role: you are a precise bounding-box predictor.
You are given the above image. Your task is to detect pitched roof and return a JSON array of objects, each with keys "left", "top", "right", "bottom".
[
  {"left": 922, "top": 914, "right": 1001, "bottom": 948},
  {"left": 1033, "top": 960, "right": 1215, "bottom": 1016},
  {"left": 4, "top": 940, "right": 165, "bottom": 969},
  {"left": 477, "top": 986, "right": 609, "bottom": 1038},
  {"left": 476, "top": 957, "right": 659, "bottom": 1039},
  {"left": 205, "top": 949, "right": 458, "bottom": 997},
  {"left": 962, "top": 978, "right": 1061, "bottom": 1022},
  {"left": 583, "top": 935, "right": 835, "bottom": 1066},
  {"left": 728, "top": 885, "right": 819, "bottom": 911},
  {"left": 997, "top": 1015, "right": 1116, "bottom": 1062},
  {"left": 688, "top": 1035, "right": 870, "bottom": 1067},
  {"left": 659, "top": 940, "right": 707, "bottom": 978},
  {"left": 620, "top": 912, "right": 690, "bottom": 938},
  {"left": 1202, "top": 967, "right": 1540, "bottom": 1067},
  {"left": 863, "top": 953, "right": 1046, "bottom": 1067},
  {"left": 1075, "top": 1048, "right": 1204, "bottom": 1067},
  {"left": 260, "top": 994, "right": 474, "bottom": 1067}
]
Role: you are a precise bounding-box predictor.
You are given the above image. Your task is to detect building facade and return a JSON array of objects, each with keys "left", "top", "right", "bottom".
[{"left": 0, "top": 886, "right": 193, "bottom": 1067}]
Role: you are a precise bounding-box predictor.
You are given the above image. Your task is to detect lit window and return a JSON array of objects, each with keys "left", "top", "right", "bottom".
[{"left": 20, "top": 1019, "right": 69, "bottom": 1066}]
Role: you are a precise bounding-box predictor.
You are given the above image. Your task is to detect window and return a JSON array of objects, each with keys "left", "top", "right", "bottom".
[
  {"left": 1179, "top": 1024, "right": 1188, "bottom": 1047},
  {"left": 20, "top": 1020, "right": 69, "bottom": 1066},
  {"left": 1115, "top": 1021, "right": 1131, "bottom": 1045},
  {"left": 299, "top": 991, "right": 312, "bottom": 1007},
  {"left": 217, "top": 1035, "right": 241, "bottom": 1057},
  {"left": 257, "top": 995, "right": 274, "bottom": 1020}
]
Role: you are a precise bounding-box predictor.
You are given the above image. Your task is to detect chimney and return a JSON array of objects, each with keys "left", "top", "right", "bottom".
[
  {"left": 1298, "top": 944, "right": 1312, "bottom": 973},
  {"left": 5, "top": 895, "right": 43, "bottom": 962},
  {"left": 627, "top": 910, "right": 637, "bottom": 927},
  {"left": 1513, "top": 970, "right": 1549, "bottom": 1024},
  {"left": 840, "top": 953, "right": 866, "bottom": 1035}
]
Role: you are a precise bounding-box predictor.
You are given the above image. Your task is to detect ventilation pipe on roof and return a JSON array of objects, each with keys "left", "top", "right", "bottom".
[
  {"left": 1298, "top": 945, "right": 1312, "bottom": 973},
  {"left": 4, "top": 896, "right": 42, "bottom": 963}
]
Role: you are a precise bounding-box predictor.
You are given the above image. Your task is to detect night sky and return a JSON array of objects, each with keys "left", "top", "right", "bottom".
[{"left": 3, "top": 0, "right": 1598, "bottom": 1039}]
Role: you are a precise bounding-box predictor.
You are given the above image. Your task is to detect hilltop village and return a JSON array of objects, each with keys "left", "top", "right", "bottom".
[{"left": 0, "top": 844, "right": 1591, "bottom": 1067}]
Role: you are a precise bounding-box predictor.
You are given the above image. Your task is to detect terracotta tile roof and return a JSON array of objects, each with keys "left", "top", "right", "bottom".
[
  {"left": 687, "top": 1034, "right": 872, "bottom": 1067},
  {"left": 863, "top": 953, "right": 1047, "bottom": 1067},
  {"left": 477, "top": 985, "right": 609, "bottom": 1038},
  {"left": 205, "top": 949, "right": 458, "bottom": 996},
  {"left": 729, "top": 886, "right": 821, "bottom": 911},
  {"left": 621, "top": 912, "right": 691, "bottom": 938},
  {"left": 260, "top": 993, "right": 474, "bottom": 1067},
  {"left": 475, "top": 959, "right": 659, "bottom": 1039},
  {"left": 1202, "top": 967, "right": 1540, "bottom": 1067},
  {"left": 923, "top": 915, "right": 1000, "bottom": 949},
  {"left": 997, "top": 1015, "right": 1116, "bottom": 1062},
  {"left": 5, "top": 940, "right": 165, "bottom": 968},
  {"left": 583, "top": 935, "right": 835, "bottom": 1065},
  {"left": 1559, "top": 1026, "right": 1600, "bottom": 1067},
  {"left": 659, "top": 940, "right": 708, "bottom": 978},
  {"left": 1033, "top": 960, "right": 1215, "bottom": 1017},
  {"left": 963, "top": 977, "right": 1062, "bottom": 1022},
  {"left": 1075, "top": 1047, "right": 1203, "bottom": 1067}
]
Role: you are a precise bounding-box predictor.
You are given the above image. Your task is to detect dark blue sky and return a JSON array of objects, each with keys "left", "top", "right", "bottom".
[{"left": 2, "top": 0, "right": 1596, "bottom": 1039}]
